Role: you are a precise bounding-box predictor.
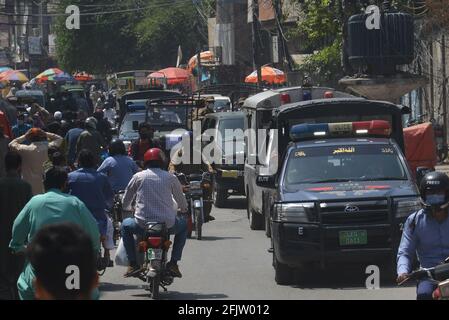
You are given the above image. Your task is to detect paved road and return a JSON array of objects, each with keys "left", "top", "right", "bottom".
[{"left": 99, "top": 197, "right": 415, "bottom": 300}]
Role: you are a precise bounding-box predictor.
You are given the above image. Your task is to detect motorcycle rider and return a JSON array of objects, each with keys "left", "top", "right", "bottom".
[
  {"left": 121, "top": 148, "right": 188, "bottom": 278},
  {"left": 76, "top": 117, "right": 106, "bottom": 167},
  {"left": 98, "top": 139, "right": 140, "bottom": 193},
  {"left": 168, "top": 131, "right": 215, "bottom": 222},
  {"left": 397, "top": 171, "right": 449, "bottom": 300},
  {"left": 129, "top": 122, "right": 161, "bottom": 166}
]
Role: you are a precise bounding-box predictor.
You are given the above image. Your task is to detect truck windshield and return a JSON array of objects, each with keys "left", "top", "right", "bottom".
[{"left": 284, "top": 144, "right": 408, "bottom": 186}]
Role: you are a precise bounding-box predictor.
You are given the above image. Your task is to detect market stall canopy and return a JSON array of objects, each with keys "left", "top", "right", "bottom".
[
  {"left": 188, "top": 51, "right": 215, "bottom": 71},
  {"left": 74, "top": 71, "right": 94, "bottom": 82},
  {"left": 0, "top": 70, "right": 29, "bottom": 83},
  {"left": 244, "top": 66, "right": 286, "bottom": 84},
  {"left": 149, "top": 67, "right": 190, "bottom": 85},
  {"left": 35, "top": 68, "right": 75, "bottom": 83}
]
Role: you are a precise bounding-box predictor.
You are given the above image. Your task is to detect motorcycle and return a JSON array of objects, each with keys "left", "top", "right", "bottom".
[
  {"left": 111, "top": 190, "right": 125, "bottom": 245},
  {"left": 399, "top": 258, "right": 449, "bottom": 299},
  {"left": 176, "top": 172, "right": 212, "bottom": 240},
  {"left": 135, "top": 222, "right": 174, "bottom": 300}
]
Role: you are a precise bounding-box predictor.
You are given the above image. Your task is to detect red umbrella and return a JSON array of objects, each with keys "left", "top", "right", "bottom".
[
  {"left": 148, "top": 67, "right": 190, "bottom": 85},
  {"left": 74, "top": 72, "right": 94, "bottom": 81}
]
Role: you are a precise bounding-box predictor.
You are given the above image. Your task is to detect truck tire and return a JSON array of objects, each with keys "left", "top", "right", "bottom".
[
  {"left": 265, "top": 210, "right": 271, "bottom": 238},
  {"left": 249, "top": 209, "right": 264, "bottom": 230},
  {"left": 246, "top": 188, "right": 265, "bottom": 230},
  {"left": 213, "top": 183, "right": 227, "bottom": 208},
  {"left": 273, "top": 254, "right": 293, "bottom": 285}
]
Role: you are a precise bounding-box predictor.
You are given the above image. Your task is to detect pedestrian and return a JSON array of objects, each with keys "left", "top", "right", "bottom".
[
  {"left": 76, "top": 117, "right": 106, "bottom": 167},
  {"left": 9, "top": 167, "right": 101, "bottom": 300},
  {"left": 67, "top": 149, "right": 114, "bottom": 265},
  {"left": 8, "top": 128, "right": 63, "bottom": 195},
  {"left": 93, "top": 109, "right": 112, "bottom": 144},
  {"left": 0, "top": 152, "right": 32, "bottom": 299},
  {"left": 65, "top": 119, "right": 85, "bottom": 168},
  {"left": 0, "top": 124, "right": 9, "bottom": 177},
  {"left": 0, "top": 110, "right": 13, "bottom": 139},
  {"left": 27, "top": 223, "right": 99, "bottom": 300},
  {"left": 11, "top": 113, "right": 31, "bottom": 139}
]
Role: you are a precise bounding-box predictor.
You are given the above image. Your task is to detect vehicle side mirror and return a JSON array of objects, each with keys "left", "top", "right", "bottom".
[
  {"left": 256, "top": 175, "right": 276, "bottom": 188},
  {"left": 132, "top": 121, "right": 139, "bottom": 131},
  {"left": 416, "top": 167, "right": 433, "bottom": 185}
]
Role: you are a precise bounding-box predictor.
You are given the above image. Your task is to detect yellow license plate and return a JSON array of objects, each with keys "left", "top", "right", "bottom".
[{"left": 222, "top": 170, "right": 238, "bottom": 178}]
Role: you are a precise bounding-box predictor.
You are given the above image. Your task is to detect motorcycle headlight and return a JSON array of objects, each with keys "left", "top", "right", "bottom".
[
  {"left": 395, "top": 198, "right": 422, "bottom": 218},
  {"left": 273, "top": 202, "right": 314, "bottom": 223}
]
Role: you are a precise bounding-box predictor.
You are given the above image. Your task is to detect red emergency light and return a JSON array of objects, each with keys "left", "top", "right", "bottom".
[{"left": 280, "top": 93, "right": 291, "bottom": 105}]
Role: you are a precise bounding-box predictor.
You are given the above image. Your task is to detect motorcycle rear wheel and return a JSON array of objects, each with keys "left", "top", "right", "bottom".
[
  {"left": 150, "top": 276, "right": 160, "bottom": 300},
  {"left": 194, "top": 208, "right": 203, "bottom": 240}
]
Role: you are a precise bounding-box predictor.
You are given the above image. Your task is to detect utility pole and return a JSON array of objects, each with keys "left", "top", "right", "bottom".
[
  {"left": 442, "top": 34, "right": 448, "bottom": 146},
  {"left": 251, "top": 0, "right": 262, "bottom": 86}
]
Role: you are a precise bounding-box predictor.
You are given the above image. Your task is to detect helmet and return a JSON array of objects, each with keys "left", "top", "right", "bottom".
[
  {"left": 144, "top": 148, "right": 165, "bottom": 163},
  {"left": 109, "top": 139, "right": 126, "bottom": 156},
  {"left": 54, "top": 111, "right": 62, "bottom": 120},
  {"left": 85, "top": 117, "right": 97, "bottom": 129},
  {"left": 419, "top": 171, "right": 449, "bottom": 209}
]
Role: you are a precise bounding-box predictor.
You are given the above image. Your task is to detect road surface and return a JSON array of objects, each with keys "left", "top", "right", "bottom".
[{"left": 99, "top": 197, "right": 416, "bottom": 300}]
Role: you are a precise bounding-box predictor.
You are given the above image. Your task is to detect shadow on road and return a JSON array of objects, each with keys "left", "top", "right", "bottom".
[
  {"left": 131, "top": 291, "right": 229, "bottom": 300},
  {"left": 216, "top": 197, "right": 247, "bottom": 210},
  {"left": 99, "top": 282, "right": 143, "bottom": 292},
  {"left": 197, "top": 236, "right": 243, "bottom": 241},
  {"left": 284, "top": 265, "right": 415, "bottom": 290}
]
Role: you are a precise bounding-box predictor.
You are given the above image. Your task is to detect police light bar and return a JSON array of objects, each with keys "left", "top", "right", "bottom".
[{"left": 289, "top": 120, "right": 391, "bottom": 141}]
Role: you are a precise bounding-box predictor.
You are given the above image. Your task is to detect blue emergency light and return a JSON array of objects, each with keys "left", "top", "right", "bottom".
[{"left": 290, "top": 120, "right": 391, "bottom": 141}]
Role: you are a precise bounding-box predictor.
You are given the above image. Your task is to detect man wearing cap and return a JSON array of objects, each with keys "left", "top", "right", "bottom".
[{"left": 9, "top": 128, "right": 63, "bottom": 195}]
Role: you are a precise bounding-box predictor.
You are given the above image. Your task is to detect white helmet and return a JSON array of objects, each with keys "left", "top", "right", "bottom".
[{"left": 54, "top": 111, "right": 62, "bottom": 120}]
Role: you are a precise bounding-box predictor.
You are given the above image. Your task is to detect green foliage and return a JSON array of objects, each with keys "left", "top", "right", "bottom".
[{"left": 54, "top": 0, "right": 206, "bottom": 73}]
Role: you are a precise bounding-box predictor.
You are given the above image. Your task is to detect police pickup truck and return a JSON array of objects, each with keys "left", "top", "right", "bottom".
[{"left": 256, "top": 120, "right": 421, "bottom": 285}]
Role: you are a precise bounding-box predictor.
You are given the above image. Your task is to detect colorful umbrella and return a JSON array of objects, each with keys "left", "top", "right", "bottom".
[
  {"left": 244, "top": 66, "right": 286, "bottom": 84},
  {"left": 35, "top": 68, "right": 74, "bottom": 83},
  {"left": 148, "top": 67, "right": 190, "bottom": 85},
  {"left": 0, "top": 67, "right": 12, "bottom": 73},
  {"left": 188, "top": 51, "right": 215, "bottom": 72},
  {"left": 74, "top": 71, "right": 94, "bottom": 82},
  {"left": 0, "top": 70, "right": 29, "bottom": 83}
]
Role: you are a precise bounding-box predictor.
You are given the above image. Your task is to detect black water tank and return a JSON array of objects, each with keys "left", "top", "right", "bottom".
[{"left": 347, "top": 11, "right": 414, "bottom": 75}]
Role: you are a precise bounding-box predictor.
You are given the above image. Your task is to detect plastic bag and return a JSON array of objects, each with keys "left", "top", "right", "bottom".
[{"left": 114, "top": 238, "right": 128, "bottom": 266}]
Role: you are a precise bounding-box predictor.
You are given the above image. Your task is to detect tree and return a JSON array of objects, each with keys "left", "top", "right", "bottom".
[{"left": 54, "top": 0, "right": 207, "bottom": 73}]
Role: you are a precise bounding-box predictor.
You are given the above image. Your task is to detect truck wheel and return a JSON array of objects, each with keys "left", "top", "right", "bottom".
[
  {"left": 273, "top": 254, "right": 293, "bottom": 285},
  {"left": 213, "top": 183, "right": 227, "bottom": 208},
  {"left": 265, "top": 211, "right": 271, "bottom": 238},
  {"left": 249, "top": 209, "right": 264, "bottom": 230}
]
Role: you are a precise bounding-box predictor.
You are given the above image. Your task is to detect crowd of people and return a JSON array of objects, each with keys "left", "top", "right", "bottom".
[{"left": 0, "top": 85, "right": 201, "bottom": 300}]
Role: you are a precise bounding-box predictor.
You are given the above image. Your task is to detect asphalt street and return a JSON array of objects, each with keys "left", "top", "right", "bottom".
[{"left": 99, "top": 197, "right": 416, "bottom": 300}]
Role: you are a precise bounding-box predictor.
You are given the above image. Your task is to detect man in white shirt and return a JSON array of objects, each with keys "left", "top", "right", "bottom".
[{"left": 121, "top": 148, "right": 188, "bottom": 278}]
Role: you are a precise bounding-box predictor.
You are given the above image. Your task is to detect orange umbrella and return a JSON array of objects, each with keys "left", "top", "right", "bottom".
[
  {"left": 245, "top": 66, "right": 286, "bottom": 84},
  {"left": 148, "top": 67, "right": 190, "bottom": 85},
  {"left": 188, "top": 51, "right": 215, "bottom": 72}
]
